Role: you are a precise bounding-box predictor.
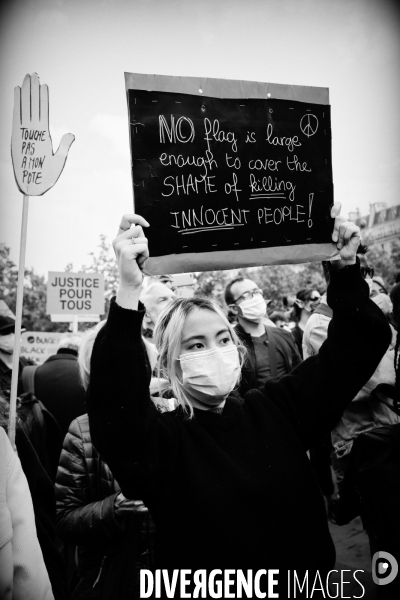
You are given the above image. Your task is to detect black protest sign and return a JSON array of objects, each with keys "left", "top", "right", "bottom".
[{"left": 126, "top": 75, "right": 336, "bottom": 274}]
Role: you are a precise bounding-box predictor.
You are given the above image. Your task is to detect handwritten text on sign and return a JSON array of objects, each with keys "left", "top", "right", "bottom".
[
  {"left": 129, "top": 91, "right": 333, "bottom": 258},
  {"left": 21, "top": 331, "right": 63, "bottom": 365},
  {"left": 11, "top": 73, "right": 75, "bottom": 196},
  {"left": 46, "top": 272, "right": 105, "bottom": 315}
]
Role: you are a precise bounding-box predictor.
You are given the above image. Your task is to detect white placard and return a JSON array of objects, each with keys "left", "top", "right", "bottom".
[
  {"left": 46, "top": 272, "right": 105, "bottom": 315},
  {"left": 20, "top": 331, "right": 63, "bottom": 365}
]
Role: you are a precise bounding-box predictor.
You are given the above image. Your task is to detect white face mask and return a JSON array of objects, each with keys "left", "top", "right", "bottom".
[
  {"left": 238, "top": 294, "right": 266, "bottom": 323},
  {"left": 371, "top": 293, "right": 393, "bottom": 316},
  {"left": 0, "top": 333, "right": 15, "bottom": 355},
  {"left": 179, "top": 345, "right": 241, "bottom": 405}
]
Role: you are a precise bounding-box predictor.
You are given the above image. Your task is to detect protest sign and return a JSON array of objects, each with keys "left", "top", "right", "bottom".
[
  {"left": 46, "top": 272, "right": 105, "bottom": 315},
  {"left": 11, "top": 73, "right": 75, "bottom": 196},
  {"left": 8, "top": 73, "right": 74, "bottom": 447},
  {"left": 21, "top": 331, "right": 63, "bottom": 365},
  {"left": 125, "top": 73, "right": 337, "bottom": 275}
]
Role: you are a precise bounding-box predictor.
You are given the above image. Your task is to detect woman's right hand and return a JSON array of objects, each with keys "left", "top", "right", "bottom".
[{"left": 113, "top": 213, "right": 150, "bottom": 309}]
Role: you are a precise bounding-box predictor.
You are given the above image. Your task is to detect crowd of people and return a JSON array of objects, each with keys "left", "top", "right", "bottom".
[{"left": 1, "top": 204, "right": 399, "bottom": 599}]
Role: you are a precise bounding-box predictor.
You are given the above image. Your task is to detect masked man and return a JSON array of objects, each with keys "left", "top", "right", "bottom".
[
  {"left": 0, "top": 315, "right": 30, "bottom": 399},
  {"left": 225, "top": 277, "right": 302, "bottom": 395}
]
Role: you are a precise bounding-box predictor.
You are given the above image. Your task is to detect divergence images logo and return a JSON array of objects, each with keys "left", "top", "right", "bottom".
[{"left": 372, "top": 551, "right": 398, "bottom": 586}]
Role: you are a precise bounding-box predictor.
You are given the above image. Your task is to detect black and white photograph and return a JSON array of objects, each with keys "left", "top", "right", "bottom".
[{"left": 0, "top": 1, "right": 399, "bottom": 598}]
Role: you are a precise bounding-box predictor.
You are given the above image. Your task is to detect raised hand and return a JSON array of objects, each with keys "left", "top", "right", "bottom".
[
  {"left": 11, "top": 73, "right": 75, "bottom": 196},
  {"left": 330, "top": 202, "right": 361, "bottom": 264},
  {"left": 113, "top": 213, "right": 150, "bottom": 309}
]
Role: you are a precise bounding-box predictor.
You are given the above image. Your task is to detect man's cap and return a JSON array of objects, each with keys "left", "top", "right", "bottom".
[
  {"left": 0, "top": 315, "right": 16, "bottom": 335},
  {"left": 0, "top": 315, "right": 26, "bottom": 335}
]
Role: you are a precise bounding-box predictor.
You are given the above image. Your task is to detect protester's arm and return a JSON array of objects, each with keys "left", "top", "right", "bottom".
[
  {"left": 87, "top": 215, "right": 178, "bottom": 501},
  {"left": 262, "top": 209, "right": 391, "bottom": 450},
  {"left": 55, "top": 421, "right": 128, "bottom": 545}
]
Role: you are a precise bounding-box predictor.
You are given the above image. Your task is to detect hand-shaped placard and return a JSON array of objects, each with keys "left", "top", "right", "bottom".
[{"left": 11, "top": 73, "right": 75, "bottom": 195}]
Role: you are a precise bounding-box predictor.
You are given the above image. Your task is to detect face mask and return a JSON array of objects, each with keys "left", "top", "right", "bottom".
[
  {"left": 0, "top": 333, "right": 15, "bottom": 355},
  {"left": 179, "top": 345, "right": 241, "bottom": 405},
  {"left": 238, "top": 294, "right": 266, "bottom": 323},
  {"left": 371, "top": 293, "right": 393, "bottom": 316}
]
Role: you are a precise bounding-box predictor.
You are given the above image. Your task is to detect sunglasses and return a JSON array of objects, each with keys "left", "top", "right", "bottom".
[{"left": 360, "top": 266, "right": 374, "bottom": 279}]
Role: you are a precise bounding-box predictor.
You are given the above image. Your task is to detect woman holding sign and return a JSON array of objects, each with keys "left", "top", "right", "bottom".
[{"left": 87, "top": 204, "right": 390, "bottom": 598}]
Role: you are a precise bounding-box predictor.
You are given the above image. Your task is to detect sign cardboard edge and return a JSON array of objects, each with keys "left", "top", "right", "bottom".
[
  {"left": 124, "top": 72, "right": 329, "bottom": 104},
  {"left": 142, "top": 243, "right": 339, "bottom": 275}
]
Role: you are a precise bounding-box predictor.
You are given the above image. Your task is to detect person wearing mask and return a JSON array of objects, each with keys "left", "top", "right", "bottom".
[
  {"left": 224, "top": 276, "right": 302, "bottom": 395},
  {"left": 368, "top": 276, "right": 393, "bottom": 320},
  {"left": 291, "top": 289, "right": 321, "bottom": 357},
  {"left": 0, "top": 316, "right": 31, "bottom": 399},
  {"left": 86, "top": 205, "right": 390, "bottom": 597}
]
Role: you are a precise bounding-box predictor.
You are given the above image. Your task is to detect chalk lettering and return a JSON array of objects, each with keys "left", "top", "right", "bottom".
[
  {"left": 266, "top": 123, "right": 301, "bottom": 153},
  {"left": 171, "top": 206, "right": 249, "bottom": 231},
  {"left": 249, "top": 158, "right": 281, "bottom": 171},
  {"left": 245, "top": 131, "right": 256, "bottom": 143},
  {"left": 204, "top": 118, "right": 237, "bottom": 153},
  {"left": 162, "top": 174, "right": 217, "bottom": 197},
  {"left": 159, "top": 150, "right": 217, "bottom": 177},
  {"left": 225, "top": 172, "right": 242, "bottom": 202},
  {"left": 226, "top": 154, "right": 241, "bottom": 169},
  {"left": 249, "top": 174, "right": 296, "bottom": 202},
  {"left": 159, "top": 115, "right": 195, "bottom": 144},
  {"left": 257, "top": 204, "right": 305, "bottom": 225},
  {"left": 287, "top": 155, "right": 311, "bottom": 172}
]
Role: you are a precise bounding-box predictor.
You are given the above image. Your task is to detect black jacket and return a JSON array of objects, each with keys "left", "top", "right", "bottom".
[
  {"left": 15, "top": 425, "right": 70, "bottom": 600},
  {"left": 235, "top": 322, "right": 302, "bottom": 394},
  {"left": 34, "top": 350, "right": 86, "bottom": 438},
  {"left": 0, "top": 355, "right": 32, "bottom": 399},
  {"left": 87, "top": 263, "right": 390, "bottom": 597},
  {"left": 56, "top": 414, "right": 152, "bottom": 599}
]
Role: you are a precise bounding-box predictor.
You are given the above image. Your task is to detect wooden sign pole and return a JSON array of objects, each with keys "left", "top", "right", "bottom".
[
  {"left": 8, "top": 73, "right": 74, "bottom": 446},
  {"left": 8, "top": 194, "right": 29, "bottom": 448}
]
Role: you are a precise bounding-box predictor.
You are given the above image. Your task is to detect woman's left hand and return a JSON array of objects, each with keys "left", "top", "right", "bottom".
[{"left": 330, "top": 202, "right": 361, "bottom": 264}]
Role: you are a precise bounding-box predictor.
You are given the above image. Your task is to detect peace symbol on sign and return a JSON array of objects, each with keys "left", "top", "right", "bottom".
[{"left": 300, "top": 114, "right": 318, "bottom": 138}]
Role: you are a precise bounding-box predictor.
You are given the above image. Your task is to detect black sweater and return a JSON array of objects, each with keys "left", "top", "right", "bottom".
[{"left": 87, "top": 263, "right": 390, "bottom": 586}]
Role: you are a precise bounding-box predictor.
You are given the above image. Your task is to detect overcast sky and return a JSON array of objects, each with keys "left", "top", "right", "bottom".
[{"left": 0, "top": 0, "right": 399, "bottom": 277}]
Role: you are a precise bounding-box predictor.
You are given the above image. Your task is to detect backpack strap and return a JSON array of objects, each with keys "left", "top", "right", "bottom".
[{"left": 21, "top": 365, "right": 38, "bottom": 395}]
